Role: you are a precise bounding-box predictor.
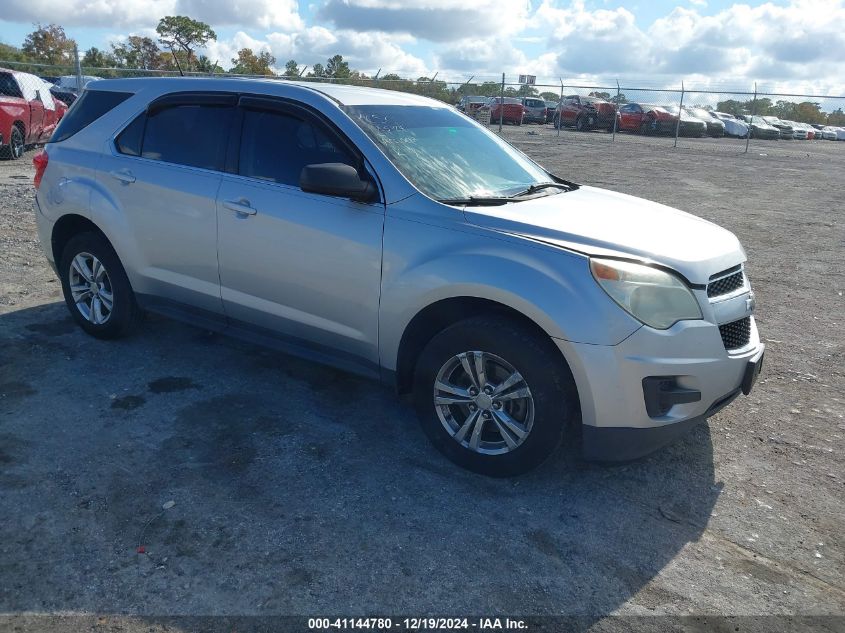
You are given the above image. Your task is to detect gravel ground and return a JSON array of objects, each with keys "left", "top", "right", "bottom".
[{"left": 0, "top": 130, "right": 843, "bottom": 632}]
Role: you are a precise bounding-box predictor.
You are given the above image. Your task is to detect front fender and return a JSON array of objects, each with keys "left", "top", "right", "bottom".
[{"left": 379, "top": 211, "right": 641, "bottom": 371}]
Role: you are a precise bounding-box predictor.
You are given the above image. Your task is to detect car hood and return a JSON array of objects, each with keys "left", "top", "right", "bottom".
[{"left": 463, "top": 185, "right": 745, "bottom": 285}]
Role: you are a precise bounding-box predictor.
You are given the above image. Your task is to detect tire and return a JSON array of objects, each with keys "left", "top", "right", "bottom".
[
  {"left": 553, "top": 114, "right": 560, "bottom": 129},
  {"left": 2, "top": 126, "right": 24, "bottom": 161},
  {"left": 59, "top": 231, "right": 141, "bottom": 339},
  {"left": 575, "top": 116, "right": 585, "bottom": 132},
  {"left": 413, "top": 315, "right": 578, "bottom": 477}
]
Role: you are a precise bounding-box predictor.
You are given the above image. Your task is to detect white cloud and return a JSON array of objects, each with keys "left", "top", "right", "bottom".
[
  {"left": 203, "top": 28, "right": 428, "bottom": 77},
  {"left": 318, "top": 0, "right": 530, "bottom": 41},
  {"left": 4, "top": 0, "right": 302, "bottom": 30}
]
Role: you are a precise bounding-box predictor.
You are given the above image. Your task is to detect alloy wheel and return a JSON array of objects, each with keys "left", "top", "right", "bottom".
[
  {"left": 433, "top": 351, "right": 534, "bottom": 455},
  {"left": 68, "top": 252, "right": 114, "bottom": 325}
]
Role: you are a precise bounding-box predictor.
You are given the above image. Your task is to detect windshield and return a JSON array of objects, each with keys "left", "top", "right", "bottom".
[{"left": 343, "top": 105, "right": 553, "bottom": 201}]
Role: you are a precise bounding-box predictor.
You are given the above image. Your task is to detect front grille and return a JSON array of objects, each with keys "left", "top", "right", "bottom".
[
  {"left": 719, "top": 317, "right": 751, "bottom": 350},
  {"left": 708, "top": 270, "right": 745, "bottom": 298}
]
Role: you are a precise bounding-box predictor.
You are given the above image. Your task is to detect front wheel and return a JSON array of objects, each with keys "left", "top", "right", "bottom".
[
  {"left": 413, "top": 315, "right": 578, "bottom": 476},
  {"left": 59, "top": 232, "right": 141, "bottom": 339}
]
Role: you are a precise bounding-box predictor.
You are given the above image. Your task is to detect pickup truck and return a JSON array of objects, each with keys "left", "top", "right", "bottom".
[{"left": 1, "top": 68, "right": 68, "bottom": 160}]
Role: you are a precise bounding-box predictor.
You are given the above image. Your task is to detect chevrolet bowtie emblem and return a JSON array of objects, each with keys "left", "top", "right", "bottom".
[{"left": 746, "top": 292, "right": 756, "bottom": 313}]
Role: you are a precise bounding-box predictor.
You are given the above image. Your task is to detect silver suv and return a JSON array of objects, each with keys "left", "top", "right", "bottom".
[{"left": 34, "top": 78, "right": 764, "bottom": 476}]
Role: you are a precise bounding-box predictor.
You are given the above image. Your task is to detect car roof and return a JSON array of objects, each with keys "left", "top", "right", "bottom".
[{"left": 84, "top": 76, "right": 450, "bottom": 108}]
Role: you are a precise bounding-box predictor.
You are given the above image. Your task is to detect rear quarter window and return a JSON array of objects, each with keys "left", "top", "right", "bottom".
[
  {"left": 51, "top": 89, "right": 133, "bottom": 143},
  {"left": 0, "top": 72, "right": 23, "bottom": 98}
]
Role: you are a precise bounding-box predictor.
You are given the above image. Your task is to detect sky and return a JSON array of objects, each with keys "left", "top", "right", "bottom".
[{"left": 1, "top": 0, "right": 844, "bottom": 96}]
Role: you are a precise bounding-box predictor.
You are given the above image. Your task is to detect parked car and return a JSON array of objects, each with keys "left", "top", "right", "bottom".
[
  {"left": 554, "top": 95, "right": 616, "bottom": 131},
  {"left": 544, "top": 100, "right": 557, "bottom": 123},
  {"left": 740, "top": 116, "right": 781, "bottom": 140},
  {"left": 663, "top": 105, "right": 707, "bottom": 137},
  {"left": 684, "top": 108, "right": 725, "bottom": 137},
  {"left": 54, "top": 74, "right": 102, "bottom": 93},
  {"left": 616, "top": 102, "right": 677, "bottom": 134},
  {"left": 33, "top": 78, "right": 763, "bottom": 475},
  {"left": 457, "top": 95, "right": 486, "bottom": 116},
  {"left": 1, "top": 68, "right": 68, "bottom": 159},
  {"left": 822, "top": 126, "right": 845, "bottom": 140},
  {"left": 482, "top": 96, "right": 525, "bottom": 125},
  {"left": 761, "top": 116, "right": 794, "bottom": 139},
  {"left": 781, "top": 120, "right": 808, "bottom": 139},
  {"left": 521, "top": 97, "right": 547, "bottom": 124},
  {"left": 711, "top": 111, "right": 749, "bottom": 138}
]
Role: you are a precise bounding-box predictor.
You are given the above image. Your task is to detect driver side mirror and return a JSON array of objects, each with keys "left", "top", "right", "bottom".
[{"left": 300, "top": 163, "right": 377, "bottom": 203}]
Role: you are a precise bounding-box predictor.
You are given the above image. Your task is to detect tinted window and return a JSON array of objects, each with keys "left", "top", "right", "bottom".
[
  {"left": 115, "top": 114, "right": 145, "bottom": 156},
  {"left": 142, "top": 104, "right": 233, "bottom": 170},
  {"left": 238, "top": 109, "right": 355, "bottom": 186},
  {"left": 52, "top": 89, "right": 132, "bottom": 143},
  {"left": 0, "top": 73, "right": 23, "bottom": 98}
]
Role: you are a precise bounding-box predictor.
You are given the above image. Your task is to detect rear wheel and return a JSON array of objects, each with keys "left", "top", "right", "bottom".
[
  {"left": 413, "top": 315, "right": 578, "bottom": 477},
  {"left": 575, "top": 116, "right": 586, "bottom": 132},
  {"left": 2, "top": 126, "right": 24, "bottom": 160},
  {"left": 59, "top": 232, "right": 141, "bottom": 339}
]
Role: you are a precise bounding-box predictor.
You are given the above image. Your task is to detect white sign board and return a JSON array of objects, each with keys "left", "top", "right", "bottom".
[{"left": 518, "top": 74, "right": 536, "bottom": 85}]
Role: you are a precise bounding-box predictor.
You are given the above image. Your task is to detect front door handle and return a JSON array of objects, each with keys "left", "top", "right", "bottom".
[
  {"left": 109, "top": 169, "right": 136, "bottom": 184},
  {"left": 223, "top": 198, "right": 256, "bottom": 216}
]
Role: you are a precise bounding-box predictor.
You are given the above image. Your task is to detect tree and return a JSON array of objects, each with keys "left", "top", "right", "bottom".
[
  {"left": 517, "top": 84, "right": 538, "bottom": 97},
  {"left": 325, "top": 54, "right": 350, "bottom": 79},
  {"left": 308, "top": 63, "right": 325, "bottom": 78},
  {"left": 111, "top": 36, "right": 161, "bottom": 70},
  {"left": 156, "top": 16, "right": 216, "bottom": 71},
  {"left": 610, "top": 92, "right": 628, "bottom": 105},
  {"left": 195, "top": 55, "right": 219, "bottom": 73},
  {"left": 589, "top": 91, "right": 611, "bottom": 100},
  {"left": 283, "top": 59, "right": 300, "bottom": 78},
  {"left": 81, "top": 47, "right": 115, "bottom": 68},
  {"left": 22, "top": 24, "right": 75, "bottom": 64},
  {"left": 828, "top": 108, "right": 845, "bottom": 126},
  {"left": 230, "top": 48, "right": 275, "bottom": 75},
  {"left": 381, "top": 73, "right": 402, "bottom": 81},
  {"left": 539, "top": 91, "right": 559, "bottom": 101}
]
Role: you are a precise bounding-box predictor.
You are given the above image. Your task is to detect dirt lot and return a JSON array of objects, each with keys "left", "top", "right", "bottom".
[{"left": 0, "top": 130, "right": 843, "bottom": 631}]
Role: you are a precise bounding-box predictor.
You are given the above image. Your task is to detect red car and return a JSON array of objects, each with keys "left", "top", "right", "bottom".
[
  {"left": 1, "top": 68, "right": 68, "bottom": 160},
  {"left": 482, "top": 97, "right": 525, "bottom": 125},
  {"left": 553, "top": 95, "right": 617, "bottom": 131},
  {"left": 616, "top": 102, "right": 677, "bottom": 135}
]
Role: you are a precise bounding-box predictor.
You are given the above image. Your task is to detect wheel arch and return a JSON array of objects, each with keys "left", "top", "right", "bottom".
[
  {"left": 51, "top": 214, "right": 111, "bottom": 268},
  {"left": 394, "top": 296, "right": 575, "bottom": 397}
]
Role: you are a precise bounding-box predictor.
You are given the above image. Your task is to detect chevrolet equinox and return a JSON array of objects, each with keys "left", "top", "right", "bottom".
[{"left": 33, "top": 78, "right": 764, "bottom": 476}]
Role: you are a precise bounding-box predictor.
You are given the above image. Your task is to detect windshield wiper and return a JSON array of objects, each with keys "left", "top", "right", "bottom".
[
  {"left": 438, "top": 196, "right": 511, "bottom": 207},
  {"left": 509, "top": 181, "right": 578, "bottom": 198}
]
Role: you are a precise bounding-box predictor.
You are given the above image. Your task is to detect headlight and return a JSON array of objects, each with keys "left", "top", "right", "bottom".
[{"left": 590, "top": 258, "right": 702, "bottom": 329}]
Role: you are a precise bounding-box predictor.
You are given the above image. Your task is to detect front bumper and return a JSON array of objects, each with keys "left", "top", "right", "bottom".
[{"left": 555, "top": 314, "right": 764, "bottom": 461}]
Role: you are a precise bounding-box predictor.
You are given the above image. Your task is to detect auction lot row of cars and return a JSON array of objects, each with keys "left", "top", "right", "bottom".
[{"left": 457, "top": 94, "right": 845, "bottom": 141}]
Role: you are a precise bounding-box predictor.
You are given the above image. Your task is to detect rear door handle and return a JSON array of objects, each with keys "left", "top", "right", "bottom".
[
  {"left": 223, "top": 198, "right": 256, "bottom": 216},
  {"left": 109, "top": 169, "right": 135, "bottom": 184}
]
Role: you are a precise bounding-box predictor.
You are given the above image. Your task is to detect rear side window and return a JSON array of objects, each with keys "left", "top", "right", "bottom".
[
  {"left": 238, "top": 109, "right": 355, "bottom": 186},
  {"left": 0, "top": 73, "right": 23, "bottom": 98},
  {"left": 141, "top": 104, "right": 233, "bottom": 171},
  {"left": 52, "top": 89, "right": 132, "bottom": 143}
]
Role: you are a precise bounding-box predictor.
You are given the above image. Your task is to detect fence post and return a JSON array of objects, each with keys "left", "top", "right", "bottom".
[
  {"left": 745, "top": 82, "right": 757, "bottom": 154},
  {"left": 674, "top": 80, "right": 685, "bottom": 148},
  {"left": 557, "top": 79, "right": 563, "bottom": 137},
  {"left": 612, "top": 78, "right": 620, "bottom": 142},
  {"left": 73, "top": 44, "right": 83, "bottom": 92},
  {"left": 498, "top": 73, "right": 505, "bottom": 133}
]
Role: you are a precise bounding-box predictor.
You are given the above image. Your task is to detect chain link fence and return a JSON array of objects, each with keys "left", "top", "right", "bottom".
[{"left": 3, "top": 57, "right": 845, "bottom": 163}]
